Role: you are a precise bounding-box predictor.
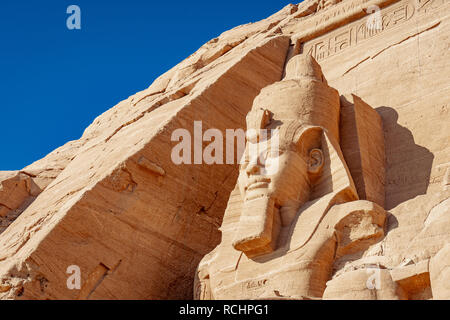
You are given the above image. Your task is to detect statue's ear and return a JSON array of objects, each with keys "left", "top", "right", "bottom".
[
  {"left": 292, "top": 126, "right": 323, "bottom": 156},
  {"left": 292, "top": 125, "right": 324, "bottom": 181},
  {"left": 308, "top": 148, "right": 324, "bottom": 175}
]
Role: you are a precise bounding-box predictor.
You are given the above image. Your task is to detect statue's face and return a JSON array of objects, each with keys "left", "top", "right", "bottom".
[
  {"left": 238, "top": 131, "right": 309, "bottom": 207},
  {"left": 234, "top": 110, "right": 324, "bottom": 255}
]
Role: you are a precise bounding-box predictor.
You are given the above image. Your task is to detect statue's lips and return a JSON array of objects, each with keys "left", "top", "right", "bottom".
[
  {"left": 246, "top": 177, "right": 271, "bottom": 191},
  {"left": 247, "top": 182, "right": 269, "bottom": 191}
]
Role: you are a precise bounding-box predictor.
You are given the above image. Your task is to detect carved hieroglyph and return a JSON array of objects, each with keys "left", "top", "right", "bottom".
[{"left": 195, "top": 55, "right": 398, "bottom": 299}]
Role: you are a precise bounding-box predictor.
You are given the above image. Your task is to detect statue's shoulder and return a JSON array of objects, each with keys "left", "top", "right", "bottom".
[
  {"left": 325, "top": 200, "right": 386, "bottom": 230},
  {"left": 323, "top": 200, "right": 387, "bottom": 255},
  {"left": 289, "top": 199, "right": 386, "bottom": 252}
]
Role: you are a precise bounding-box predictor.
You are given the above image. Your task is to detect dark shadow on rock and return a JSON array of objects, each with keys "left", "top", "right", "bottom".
[
  {"left": 376, "top": 107, "right": 434, "bottom": 210},
  {"left": 385, "top": 212, "right": 399, "bottom": 233}
]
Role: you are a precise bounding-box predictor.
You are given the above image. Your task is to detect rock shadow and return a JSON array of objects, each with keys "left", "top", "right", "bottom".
[{"left": 376, "top": 106, "right": 434, "bottom": 210}]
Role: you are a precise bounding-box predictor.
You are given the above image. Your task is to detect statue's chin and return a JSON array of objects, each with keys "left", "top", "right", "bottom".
[{"left": 233, "top": 196, "right": 276, "bottom": 255}]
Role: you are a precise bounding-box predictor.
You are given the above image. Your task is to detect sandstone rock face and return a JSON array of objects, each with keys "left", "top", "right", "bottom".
[
  {"left": 0, "top": 171, "right": 40, "bottom": 234},
  {"left": 0, "top": 0, "right": 449, "bottom": 299},
  {"left": 0, "top": 32, "right": 292, "bottom": 300}
]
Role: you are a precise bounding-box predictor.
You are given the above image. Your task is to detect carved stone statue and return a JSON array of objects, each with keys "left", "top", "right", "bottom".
[{"left": 194, "top": 55, "right": 402, "bottom": 300}]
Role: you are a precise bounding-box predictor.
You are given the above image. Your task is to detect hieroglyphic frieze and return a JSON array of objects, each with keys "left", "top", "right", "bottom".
[{"left": 303, "top": 0, "right": 444, "bottom": 61}]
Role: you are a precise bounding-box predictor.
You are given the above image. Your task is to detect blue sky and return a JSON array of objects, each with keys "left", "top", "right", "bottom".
[{"left": 0, "top": 0, "right": 295, "bottom": 170}]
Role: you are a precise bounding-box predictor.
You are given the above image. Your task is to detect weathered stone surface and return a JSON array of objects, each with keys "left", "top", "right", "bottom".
[
  {"left": 196, "top": 0, "right": 449, "bottom": 300},
  {"left": 0, "top": 33, "right": 290, "bottom": 299},
  {"left": 0, "top": 171, "right": 40, "bottom": 234},
  {"left": 340, "top": 94, "right": 385, "bottom": 208},
  {"left": 430, "top": 244, "right": 450, "bottom": 299},
  {"left": 299, "top": 0, "right": 450, "bottom": 299},
  {"left": 0, "top": 0, "right": 448, "bottom": 299}
]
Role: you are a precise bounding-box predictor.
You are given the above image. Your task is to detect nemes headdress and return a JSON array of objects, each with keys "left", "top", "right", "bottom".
[{"left": 246, "top": 54, "right": 341, "bottom": 151}]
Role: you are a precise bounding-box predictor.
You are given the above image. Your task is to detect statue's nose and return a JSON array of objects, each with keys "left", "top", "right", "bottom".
[{"left": 246, "top": 161, "right": 260, "bottom": 175}]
